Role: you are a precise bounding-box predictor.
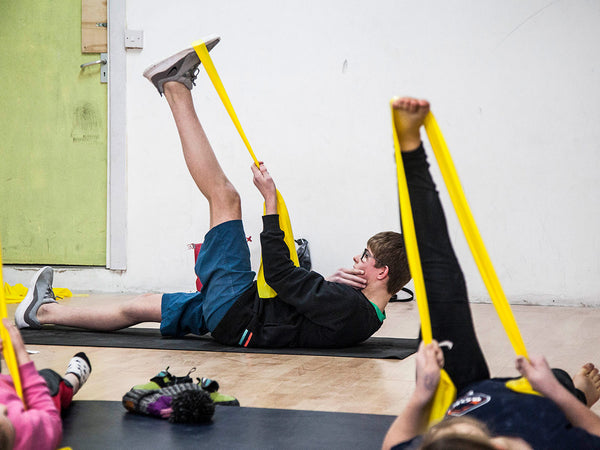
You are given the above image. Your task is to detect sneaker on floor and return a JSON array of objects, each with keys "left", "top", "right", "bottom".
[
  {"left": 208, "top": 390, "right": 240, "bottom": 407},
  {"left": 134, "top": 366, "right": 196, "bottom": 390},
  {"left": 130, "top": 369, "right": 239, "bottom": 406},
  {"left": 123, "top": 383, "right": 215, "bottom": 423},
  {"left": 198, "top": 377, "right": 240, "bottom": 406},
  {"left": 143, "top": 35, "right": 221, "bottom": 96},
  {"left": 66, "top": 352, "right": 92, "bottom": 386},
  {"left": 14, "top": 266, "right": 57, "bottom": 329}
]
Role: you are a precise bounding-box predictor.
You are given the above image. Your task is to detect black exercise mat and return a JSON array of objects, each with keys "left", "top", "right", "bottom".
[
  {"left": 21, "top": 326, "right": 418, "bottom": 359},
  {"left": 61, "top": 401, "right": 396, "bottom": 450}
]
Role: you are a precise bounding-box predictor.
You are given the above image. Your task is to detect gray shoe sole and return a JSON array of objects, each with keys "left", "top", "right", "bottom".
[
  {"left": 14, "top": 266, "right": 57, "bottom": 329},
  {"left": 143, "top": 35, "right": 221, "bottom": 95}
]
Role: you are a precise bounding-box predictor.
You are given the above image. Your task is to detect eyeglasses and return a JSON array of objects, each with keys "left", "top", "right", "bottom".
[{"left": 361, "top": 248, "right": 385, "bottom": 267}]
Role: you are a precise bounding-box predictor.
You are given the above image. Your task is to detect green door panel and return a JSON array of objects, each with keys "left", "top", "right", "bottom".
[{"left": 0, "top": 0, "right": 107, "bottom": 265}]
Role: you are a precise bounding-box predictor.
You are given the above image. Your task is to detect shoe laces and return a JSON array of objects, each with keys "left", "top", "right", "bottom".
[
  {"left": 184, "top": 66, "right": 200, "bottom": 88},
  {"left": 44, "top": 286, "right": 56, "bottom": 301},
  {"left": 152, "top": 367, "right": 197, "bottom": 387}
]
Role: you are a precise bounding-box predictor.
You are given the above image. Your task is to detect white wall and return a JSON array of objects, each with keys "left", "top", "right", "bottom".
[{"left": 6, "top": 0, "right": 600, "bottom": 306}]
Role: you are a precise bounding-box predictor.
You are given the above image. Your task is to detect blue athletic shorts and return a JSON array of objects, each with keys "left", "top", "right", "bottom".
[{"left": 160, "top": 220, "right": 256, "bottom": 337}]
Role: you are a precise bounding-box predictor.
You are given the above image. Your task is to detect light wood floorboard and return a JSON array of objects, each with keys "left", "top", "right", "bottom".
[{"left": 4, "top": 296, "right": 600, "bottom": 417}]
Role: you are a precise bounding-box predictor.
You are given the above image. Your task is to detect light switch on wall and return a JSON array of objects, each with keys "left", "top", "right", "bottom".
[{"left": 125, "top": 30, "right": 144, "bottom": 49}]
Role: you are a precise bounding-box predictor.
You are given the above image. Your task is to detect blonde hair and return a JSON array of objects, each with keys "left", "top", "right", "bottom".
[{"left": 420, "top": 417, "right": 496, "bottom": 450}]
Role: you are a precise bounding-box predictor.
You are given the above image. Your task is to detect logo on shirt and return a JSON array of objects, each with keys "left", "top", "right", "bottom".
[{"left": 447, "top": 390, "right": 491, "bottom": 416}]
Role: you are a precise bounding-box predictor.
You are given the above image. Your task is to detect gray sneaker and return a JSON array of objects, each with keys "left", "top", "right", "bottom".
[
  {"left": 15, "top": 266, "right": 57, "bottom": 329},
  {"left": 143, "top": 35, "right": 221, "bottom": 96}
]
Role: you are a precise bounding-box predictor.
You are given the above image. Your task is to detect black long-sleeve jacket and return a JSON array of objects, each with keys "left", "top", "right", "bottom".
[{"left": 211, "top": 215, "right": 384, "bottom": 348}]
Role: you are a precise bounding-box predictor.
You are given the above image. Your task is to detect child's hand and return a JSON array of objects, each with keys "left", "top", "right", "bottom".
[
  {"left": 414, "top": 340, "right": 444, "bottom": 404},
  {"left": 515, "top": 354, "right": 559, "bottom": 397},
  {"left": 2, "top": 318, "right": 30, "bottom": 365}
]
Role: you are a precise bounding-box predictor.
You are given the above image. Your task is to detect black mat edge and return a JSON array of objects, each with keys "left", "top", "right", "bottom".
[
  {"left": 61, "top": 400, "right": 396, "bottom": 449},
  {"left": 21, "top": 326, "right": 418, "bottom": 360}
]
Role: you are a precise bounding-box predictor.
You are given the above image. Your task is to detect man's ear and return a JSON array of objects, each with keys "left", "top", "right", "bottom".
[{"left": 376, "top": 265, "right": 389, "bottom": 280}]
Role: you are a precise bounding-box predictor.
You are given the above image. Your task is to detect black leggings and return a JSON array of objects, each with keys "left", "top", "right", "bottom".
[
  {"left": 404, "top": 145, "right": 490, "bottom": 392},
  {"left": 404, "top": 145, "right": 587, "bottom": 404}
]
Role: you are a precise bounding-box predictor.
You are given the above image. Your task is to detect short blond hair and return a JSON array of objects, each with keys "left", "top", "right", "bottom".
[{"left": 420, "top": 416, "right": 495, "bottom": 450}]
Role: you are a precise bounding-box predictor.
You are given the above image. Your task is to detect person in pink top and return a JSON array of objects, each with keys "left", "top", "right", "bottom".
[{"left": 0, "top": 318, "right": 91, "bottom": 449}]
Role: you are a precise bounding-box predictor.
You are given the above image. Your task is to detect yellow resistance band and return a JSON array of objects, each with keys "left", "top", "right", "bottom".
[
  {"left": 423, "top": 113, "right": 529, "bottom": 356},
  {"left": 391, "top": 102, "right": 456, "bottom": 424},
  {"left": 0, "top": 234, "right": 24, "bottom": 401},
  {"left": 4, "top": 283, "right": 73, "bottom": 303},
  {"left": 423, "top": 112, "right": 537, "bottom": 396},
  {"left": 192, "top": 39, "right": 299, "bottom": 298}
]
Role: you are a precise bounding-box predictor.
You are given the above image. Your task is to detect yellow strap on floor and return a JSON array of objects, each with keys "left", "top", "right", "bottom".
[
  {"left": 4, "top": 283, "right": 73, "bottom": 303},
  {"left": 3, "top": 283, "right": 28, "bottom": 302},
  {"left": 0, "top": 234, "right": 24, "bottom": 401},
  {"left": 192, "top": 39, "right": 299, "bottom": 298},
  {"left": 391, "top": 102, "right": 456, "bottom": 424},
  {"left": 422, "top": 112, "right": 537, "bottom": 396}
]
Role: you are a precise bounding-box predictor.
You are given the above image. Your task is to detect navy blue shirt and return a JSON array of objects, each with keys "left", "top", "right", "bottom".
[{"left": 392, "top": 379, "right": 600, "bottom": 450}]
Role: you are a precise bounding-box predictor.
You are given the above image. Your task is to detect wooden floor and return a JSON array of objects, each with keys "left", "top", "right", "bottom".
[{"left": 4, "top": 296, "right": 600, "bottom": 417}]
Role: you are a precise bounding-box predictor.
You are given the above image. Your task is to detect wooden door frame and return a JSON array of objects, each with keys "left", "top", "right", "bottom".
[{"left": 107, "top": 0, "right": 127, "bottom": 270}]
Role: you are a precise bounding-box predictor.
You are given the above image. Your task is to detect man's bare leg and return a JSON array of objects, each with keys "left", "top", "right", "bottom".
[
  {"left": 163, "top": 81, "right": 241, "bottom": 228},
  {"left": 391, "top": 97, "right": 430, "bottom": 152},
  {"left": 574, "top": 363, "right": 600, "bottom": 407},
  {"left": 36, "top": 293, "right": 162, "bottom": 331}
]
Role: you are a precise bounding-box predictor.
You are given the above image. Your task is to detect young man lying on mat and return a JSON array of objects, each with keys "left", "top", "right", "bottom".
[
  {"left": 15, "top": 38, "right": 410, "bottom": 349},
  {"left": 382, "top": 97, "right": 600, "bottom": 449}
]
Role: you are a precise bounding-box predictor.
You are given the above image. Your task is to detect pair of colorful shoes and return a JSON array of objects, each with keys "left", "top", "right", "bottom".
[
  {"left": 134, "top": 366, "right": 239, "bottom": 407},
  {"left": 122, "top": 367, "right": 239, "bottom": 424}
]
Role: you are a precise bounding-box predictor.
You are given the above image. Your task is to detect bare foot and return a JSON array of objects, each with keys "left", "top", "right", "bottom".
[
  {"left": 391, "top": 97, "right": 430, "bottom": 152},
  {"left": 573, "top": 363, "right": 600, "bottom": 407}
]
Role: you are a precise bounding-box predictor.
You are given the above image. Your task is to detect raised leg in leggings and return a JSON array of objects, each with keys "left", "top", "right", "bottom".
[
  {"left": 403, "top": 145, "right": 593, "bottom": 405},
  {"left": 402, "top": 145, "right": 490, "bottom": 392}
]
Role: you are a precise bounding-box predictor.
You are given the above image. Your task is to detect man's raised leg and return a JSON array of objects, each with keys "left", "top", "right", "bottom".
[
  {"left": 143, "top": 42, "right": 255, "bottom": 335},
  {"left": 142, "top": 39, "right": 239, "bottom": 229},
  {"left": 163, "top": 82, "right": 241, "bottom": 228}
]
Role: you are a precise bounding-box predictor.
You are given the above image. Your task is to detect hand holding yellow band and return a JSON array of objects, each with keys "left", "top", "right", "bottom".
[{"left": 192, "top": 39, "right": 299, "bottom": 298}]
